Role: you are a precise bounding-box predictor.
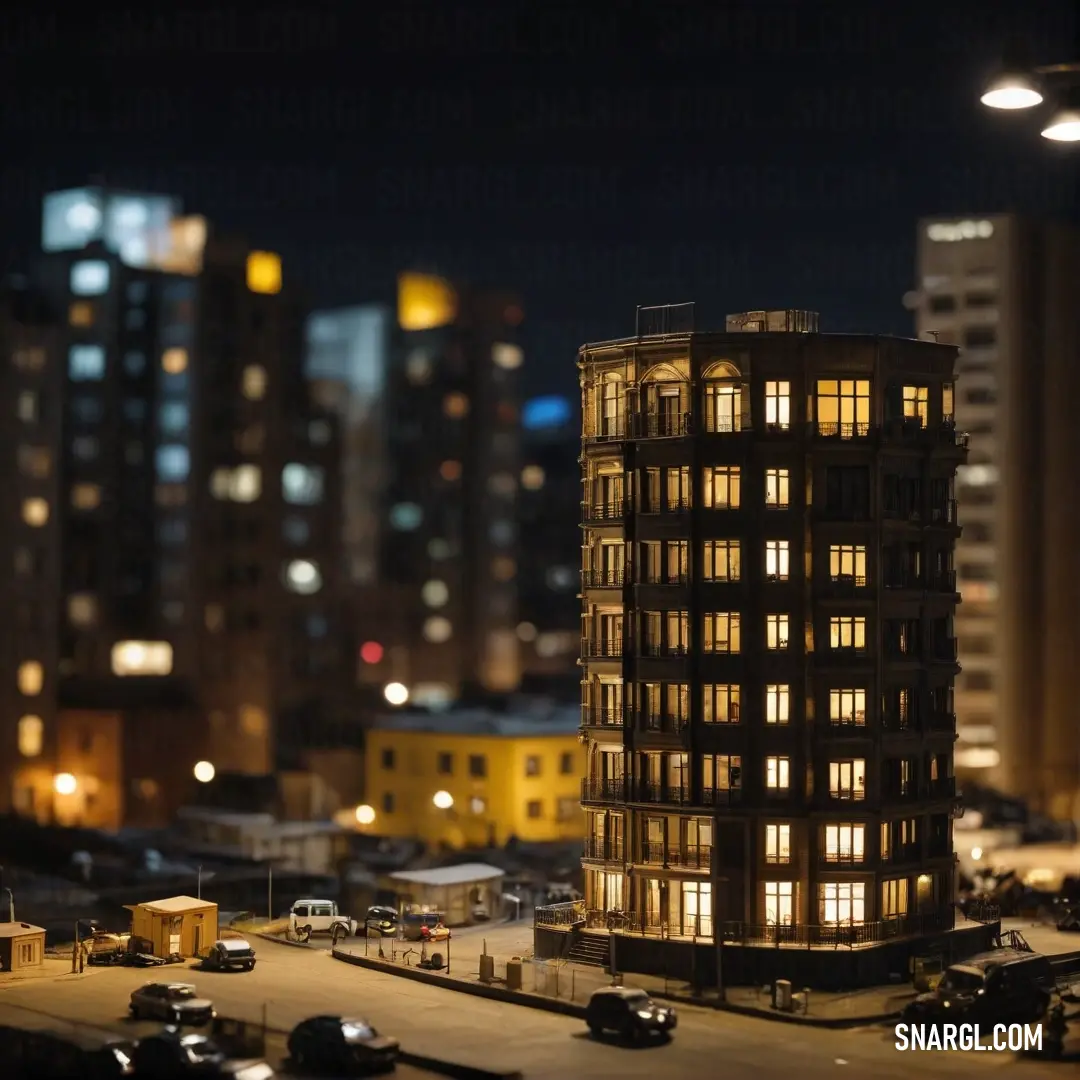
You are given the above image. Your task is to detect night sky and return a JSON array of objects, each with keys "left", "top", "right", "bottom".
[{"left": 2, "top": 1, "right": 1077, "bottom": 397}]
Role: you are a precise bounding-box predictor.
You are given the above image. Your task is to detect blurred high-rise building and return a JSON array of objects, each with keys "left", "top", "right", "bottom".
[
  {"left": 0, "top": 186, "right": 349, "bottom": 826},
  {"left": 912, "top": 215, "right": 1080, "bottom": 821},
  {"left": 516, "top": 394, "right": 581, "bottom": 691}
]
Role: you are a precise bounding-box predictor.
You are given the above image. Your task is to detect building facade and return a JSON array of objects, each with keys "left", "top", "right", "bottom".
[
  {"left": 578, "top": 307, "right": 964, "bottom": 942},
  {"left": 913, "top": 216, "right": 1080, "bottom": 820},
  {"left": 0, "top": 186, "right": 348, "bottom": 824}
]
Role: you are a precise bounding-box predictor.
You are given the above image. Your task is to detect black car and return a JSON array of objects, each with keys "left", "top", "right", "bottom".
[
  {"left": 585, "top": 986, "right": 677, "bottom": 1042},
  {"left": 5, "top": 1029, "right": 135, "bottom": 1079},
  {"left": 288, "top": 1015, "right": 400, "bottom": 1075},
  {"left": 365, "top": 906, "right": 400, "bottom": 936},
  {"left": 131, "top": 1029, "right": 228, "bottom": 1078}
]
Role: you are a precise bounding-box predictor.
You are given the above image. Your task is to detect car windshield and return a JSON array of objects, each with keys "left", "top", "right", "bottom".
[
  {"left": 341, "top": 1020, "right": 376, "bottom": 1041},
  {"left": 622, "top": 991, "right": 651, "bottom": 1005},
  {"left": 221, "top": 940, "right": 252, "bottom": 953},
  {"left": 941, "top": 969, "right": 985, "bottom": 993}
]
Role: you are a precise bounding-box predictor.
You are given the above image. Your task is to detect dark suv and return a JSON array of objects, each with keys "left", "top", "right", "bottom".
[{"left": 585, "top": 986, "right": 677, "bottom": 1042}]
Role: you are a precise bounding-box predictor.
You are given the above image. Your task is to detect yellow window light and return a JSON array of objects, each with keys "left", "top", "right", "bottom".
[
  {"left": 246, "top": 251, "right": 282, "bottom": 295},
  {"left": 398, "top": 272, "right": 457, "bottom": 331}
]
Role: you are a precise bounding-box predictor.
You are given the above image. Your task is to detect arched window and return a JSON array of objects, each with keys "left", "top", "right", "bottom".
[
  {"left": 640, "top": 364, "right": 688, "bottom": 436},
  {"left": 703, "top": 361, "right": 743, "bottom": 433},
  {"left": 599, "top": 373, "right": 624, "bottom": 437}
]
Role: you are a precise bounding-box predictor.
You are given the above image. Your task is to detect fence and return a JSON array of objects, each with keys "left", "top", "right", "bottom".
[
  {"left": 360, "top": 928, "right": 452, "bottom": 972},
  {"left": 961, "top": 901, "right": 1001, "bottom": 924},
  {"left": 723, "top": 911, "right": 954, "bottom": 948},
  {"left": 534, "top": 900, "right": 586, "bottom": 928}
]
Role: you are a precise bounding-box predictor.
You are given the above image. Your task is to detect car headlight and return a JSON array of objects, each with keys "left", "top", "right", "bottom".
[{"left": 637, "top": 1010, "right": 653, "bottom": 1020}]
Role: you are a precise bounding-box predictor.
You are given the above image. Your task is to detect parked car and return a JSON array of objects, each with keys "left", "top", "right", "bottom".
[
  {"left": 4, "top": 1028, "right": 136, "bottom": 1079},
  {"left": 365, "top": 906, "right": 400, "bottom": 936},
  {"left": 903, "top": 949, "right": 1054, "bottom": 1026},
  {"left": 202, "top": 939, "right": 256, "bottom": 972},
  {"left": 585, "top": 986, "right": 677, "bottom": 1041},
  {"left": 288, "top": 1015, "right": 399, "bottom": 1075},
  {"left": 129, "top": 982, "right": 216, "bottom": 1025},
  {"left": 402, "top": 912, "right": 446, "bottom": 941},
  {"left": 131, "top": 1029, "right": 273, "bottom": 1078},
  {"left": 289, "top": 899, "right": 356, "bottom": 941}
]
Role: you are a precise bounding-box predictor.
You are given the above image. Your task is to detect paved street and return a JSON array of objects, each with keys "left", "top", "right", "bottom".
[{"left": 0, "top": 939, "right": 1074, "bottom": 1078}]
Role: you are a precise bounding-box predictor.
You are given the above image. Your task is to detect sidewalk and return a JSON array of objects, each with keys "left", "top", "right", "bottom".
[
  {"left": 334, "top": 922, "right": 910, "bottom": 1027},
  {"left": 0, "top": 957, "right": 101, "bottom": 990}
]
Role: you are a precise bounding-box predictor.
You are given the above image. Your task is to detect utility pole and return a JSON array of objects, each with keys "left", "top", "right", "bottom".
[
  {"left": 197, "top": 866, "right": 202, "bottom": 900},
  {"left": 268, "top": 865, "right": 273, "bottom": 923}
]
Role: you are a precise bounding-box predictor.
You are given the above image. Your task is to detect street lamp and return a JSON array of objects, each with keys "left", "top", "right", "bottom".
[
  {"left": 383, "top": 682, "right": 409, "bottom": 706},
  {"left": 432, "top": 790, "right": 454, "bottom": 810},
  {"left": 1041, "top": 92, "right": 1080, "bottom": 142},
  {"left": 979, "top": 58, "right": 1080, "bottom": 142},
  {"left": 355, "top": 804, "right": 376, "bottom": 826},
  {"left": 193, "top": 761, "right": 215, "bottom": 783},
  {"left": 53, "top": 773, "right": 77, "bottom": 796}
]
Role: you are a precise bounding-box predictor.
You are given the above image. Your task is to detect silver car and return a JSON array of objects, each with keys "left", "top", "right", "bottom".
[{"left": 129, "top": 982, "right": 215, "bottom": 1025}]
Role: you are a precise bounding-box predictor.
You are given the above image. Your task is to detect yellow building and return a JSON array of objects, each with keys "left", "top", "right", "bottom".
[{"left": 362, "top": 707, "right": 584, "bottom": 848}]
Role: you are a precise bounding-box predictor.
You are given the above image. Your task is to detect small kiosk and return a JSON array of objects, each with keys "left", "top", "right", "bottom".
[{"left": 124, "top": 895, "right": 219, "bottom": 958}]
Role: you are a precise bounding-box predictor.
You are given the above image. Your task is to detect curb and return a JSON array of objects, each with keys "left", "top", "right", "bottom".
[
  {"left": 400, "top": 1050, "right": 523, "bottom": 1080},
  {"left": 253, "top": 931, "right": 315, "bottom": 950},
  {"left": 647, "top": 988, "right": 901, "bottom": 1028},
  {"left": 331, "top": 949, "right": 587, "bottom": 1020}
]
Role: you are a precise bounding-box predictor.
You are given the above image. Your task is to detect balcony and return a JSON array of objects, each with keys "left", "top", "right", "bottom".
[
  {"left": 827, "top": 788, "right": 866, "bottom": 802},
  {"left": 639, "top": 713, "right": 687, "bottom": 735},
  {"left": 820, "top": 850, "right": 866, "bottom": 865},
  {"left": 640, "top": 643, "right": 690, "bottom": 658},
  {"left": 930, "top": 639, "right": 959, "bottom": 663},
  {"left": 583, "top": 838, "right": 624, "bottom": 862},
  {"left": 883, "top": 573, "right": 923, "bottom": 591},
  {"left": 929, "top": 500, "right": 959, "bottom": 525},
  {"left": 925, "top": 711, "right": 956, "bottom": 732},
  {"left": 640, "top": 842, "right": 712, "bottom": 870},
  {"left": 828, "top": 715, "right": 867, "bottom": 731},
  {"left": 702, "top": 786, "right": 743, "bottom": 807},
  {"left": 639, "top": 573, "right": 690, "bottom": 587},
  {"left": 928, "top": 776, "right": 957, "bottom": 799},
  {"left": 580, "top": 707, "right": 624, "bottom": 728},
  {"left": 632, "top": 411, "right": 691, "bottom": 439},
  {"left": 582, "top": 638, "right": 624, "bottom": 659},
  {"left": 882, "top": 843, "right": 922, "bottom": 865},
  {"left": 881, "top": 714, "right": 913, "bottom": 733},
  {"left": 581, "top": 778, "right": 625, "bottom": 803},
  {"left": 927, "top": 570, "right": 958, "bottom": 593},
  {"left": 640, "top": 498, "right": 692, "bottom": 515},
  {"left": 582, "top": 500, "right": 627, "bottom": 524},
  {"left": 633, "top": 781, "right": 691, "bottom": 805},
  {"left": 814, "top": 421, "right": 872, "bottom": 439},
  {"left": 824, "top": 574, "right": 869, "bottom": 596},
  {"left": 581, "top": 568, "right": 625, "bottom": 588},
  {"left": 583, "top": 422, "right": 627, "bottom": 444},
  {"left": 724, "top": 910, "right": 955, "bottom": 948},
  {"left": 882, "top": 785, "right": 922, "bottom": 803}
]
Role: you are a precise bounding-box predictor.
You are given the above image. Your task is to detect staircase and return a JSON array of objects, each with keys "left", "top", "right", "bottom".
[{"left": 567, "top": 932, "right": 609, "bottom": 967}]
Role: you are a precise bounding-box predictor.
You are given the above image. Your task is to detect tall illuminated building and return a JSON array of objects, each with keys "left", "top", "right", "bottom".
[
  {"left": 0, "top": 186, "right": 347, "bottom": 825},
  {"left": 912, "top": 215, "right": 1080, "bottom": 820},
  {"left": 376, "top": 273, "right": 525, "bottom": 705}
]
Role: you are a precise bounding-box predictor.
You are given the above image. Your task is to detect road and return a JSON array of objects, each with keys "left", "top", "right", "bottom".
[{"left": 0, "top": 940, "right": 1072, "bottom": 1079}]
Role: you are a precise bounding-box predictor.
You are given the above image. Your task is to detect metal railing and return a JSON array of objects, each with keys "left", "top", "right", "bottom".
[
  {"left": 928, "top": 776, "right": 957, "bottom": 798},
  {"left": 881, "top": 843, "right": 922, "bottom": 864},
  {"left": 582, "top": 838, "right": 624, "bottom": 862},
  {"left": 582, "top": 638, "right": 623, "bottom": 658},
  {"left": 926, "top": 711, "right": 956, "bottom": 731},
  {"left": 826, "top": 574, "right": 868, "bottom": 592},
  {"left": 702, "top": 786, "right": 743, "bottom": 807},
  {"left": 820, "top": 850, "right": 866, "bottom": 865},
  {"left": 583, "top": 423, "right": 626, "bottom": 443},
  {"left": 724, "top": 910, "right": 954, "bottom": 948},
  {"left": 927, "top": 570, "right": 957, "bottom": 592},
  {"left": 827, "top": 788, "right": 867, "bottom": 802},
  {"left": 930, "top": 500, "right": 959, "bottom": 524},
  {"left": 633, "top": 412, "right": 691, "bottom": 438},
  {"left": 814, "top": 422, "right": 872, "bottom": 438},
  {"left": 581, "top": 500, "right": 627, "bottom": 523},
  {"left": 581, "top": 568, "right": 625, "bottom": 587},
  {"left": 581, "top": 778, "right": 625, "bottom": 803},
  {"left": 639, "top": 713, "right": 687, "bottom": 734},
  {"left": 640, "top": 643, "right": 690, "bottom": 658},
  {"left": 962, "top": 900, "right": 1001, "bottom": 925},
  {"left": 640, "top": 843, "right": 712, "bottom": 869},
  {"left": 580, "top": 708, "right": 623, "bottom": 727},
  {"left": 633, "top": 782, "right": 691, "bottom": 805},
  {"left": 534, "top": 900, "right": 587, "bottom": 928},
  {"left": 639, "top": 573, "right": 690, "bottom": 586},
  {"left": 931, "top": 639, "right": 959, "bottom": 662}
]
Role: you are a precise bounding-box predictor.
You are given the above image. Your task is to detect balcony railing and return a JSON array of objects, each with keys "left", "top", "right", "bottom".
[
  {"left": 826, "top": 574, "right": 868, "bottom": 594},
  {"left": 583, "top": 423, "right": 626, "bottom": 444},
  {"left": 702, "top": 786, "right": 743, "bottom": 807},
  {"left": 882, "top": 785, "right": 922, "bottom": 803},
  {"left": 926, "top": 711, "right": 956, "bottom": 732},
  {"left": 927, "top": 570, "right": 958, "bottom": 592},
  {"left": 881, "top": 714, "right": 912, "bottom": 733},
  {"left": 640, "top": 498, "right": 692, "bottom": 515},
  {"left": 534, "top": 900, "right": 586, "bottom": 927},
  {"left": 639, "top": 712, "right": 687, "bottom": 734},
  {"left": 633, "top": 782, "right": 691, "bottom": 805},
  {"left": 928, "top": 776, "right": 957, "bottom": 799},
  {"left": 820, "top": 850, "right": 866, "bottom": 865},
  {"left": 639, "top": 573, "right": 690, "bottom": 587},
  {"left": 633, "top": 412, "right": 691, "bottom": 439},
  {"left": 581, "top": 778, "right": 625, "bottom": 803},
  {"left": 723, "top": 910, "right": 954, "bottom": 948},
  {"left": 580, "top": 708, "right": 623, "bottom": 727},
  {"left": 884, "top": 574, "right": 922, "bottom": 590},
  {"left": 827, "top": 788, "right": 866, "bottom": 801},
  {"left": 814, "top": 421, "right": 872, "bottom": 439},
  {"left": 931, "top": 639, "right": 959, "bottom": 662},
  {"left": 640, "top": 842, "right": 711, "bottom": 870},
  {"left": 640, "top": 643, "right": 690, "bottom": 658},
  {"left": 581, "top": 500, "right": 627, "bottom": 523},
  {"left": 882, "top": 843, "right": 922, "bottom": 864},
  {"left": 929, "top": 500, "right": 959, "bottom": 525},
  {"left": 582, "top": 638, "right": 623, "bottom": 658},
  {"left": 583, "top": 838, "right": 624, "bottom": 862},
  {"left": 581, "top": 568, "right": 625, "bottom": 587}
]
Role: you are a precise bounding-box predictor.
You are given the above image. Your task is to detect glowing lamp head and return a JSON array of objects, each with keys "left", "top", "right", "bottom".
[
  {"left": 53, "top": 772, "right": 77, "bottom": 796},
  {"left": 384, "top": 682, "right": 409, "bottom": 706},
  {"left": 971, "top": 846, "right": 983, "bottom": 861},
  {"left": 193, "top": 760, "right": 216, "bottom": 783},
  {"left": 1042, "top": 108, "right": 1080, "bottom": 142},
  {"left": 432, "top": 790, "right": 454, "bottom": 810},
  {"left": 355, "top": 804, "right": 376, "bottom": 826},
  {"left": 980, "top": 73, "right": 1043, "bottom": 111}
]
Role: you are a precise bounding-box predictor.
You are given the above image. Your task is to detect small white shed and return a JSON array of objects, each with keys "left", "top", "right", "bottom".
[{"left": 388, "top": 863, "right": 505, "bottom": 925}]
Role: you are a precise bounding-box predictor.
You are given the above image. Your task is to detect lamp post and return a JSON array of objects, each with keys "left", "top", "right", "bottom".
[{"left": 980, "top": 58, "right": 1080, "bottom": 142}]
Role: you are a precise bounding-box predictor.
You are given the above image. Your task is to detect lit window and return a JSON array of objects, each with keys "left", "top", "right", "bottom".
[
  {"left": 520, "top": 465, "right": 545, "bottom": 490},
  {"left": 440, "top": 460, "right": 462, "bottom": 482},
  {"left": 765, "top": 823, "right": 791, "bottom": 864},
  {"left": 820, "top": 882, "right": 865, "bottom": 925},
  {"left": 71, "top": 483, "right": 102, "bottom": 510},
  {"left": 703, "top": 612, "right": 740, "bottom": 653},
  {"left": 159, "top": 402, "right": 189, "bottom": 434},
  {"left": 17, "top": 391, "right": 38, "bottom": 423},
  {"left": 69, "top": 345, "right": 106, "bottom": 381},
  {"left": 703, "top": 465, "right": 740, "bottom": 508},
  {"left": 902, "top": 385, "right": 928, "bottom": 426},
  {"left": 703, "top": 684, "right": 740, "bottom": 723},
  {"left": 405, "top": 350, "right": 433, "bottom": 384},
  {"left": 703, "top": 540, "right": 740, "bottom": 581},
  {"left": 765, "top": 468, "right": 789, "bottom": 507},
  {"left": 69, "top": 302, "right": 95, "bottom": 327},
  {"left": 70, "top": 259, "right": 110, "bottom": 295},
  {"left": 155, "top": 445, "right": 190, "bottom": 481},
  {"left": 424, "top": 616, "right": 453, "bottom": 643},
  {"left": 704, "top": 382, "right": 741, "bottom": 432},
  {"left": 21, "top": 498, "right": 49, "bottom": 527},
  {"left": 242, "top": 364, "right": 267, "bottom": 400},
  {"left": 943, "top": 383, "right": 955, "bottom": 421},
  {"left": 766, "top": 614, "right": 789, "bottom": 650},
  {"left": 17, "top": 445, "right": 51, "bottom": 479},
  {"left": 246, "top": 251, "right": 283, "bottom": 295},
  {"left": 282, "top": 463, "right": 324, "bottom": 505},
  {"left": 828, "top": 759, "right": 866, "bottom": 800},
  {"left": 398, "top": 273, "right": 457, "bottom": 330},
  {"left": 815, "top": 379, "right": 870, "bottom": 437},
  {"left": 17, "top": 715, "right": 43, "bottom": 758},
  {"left": 825, "top": 824, "right": 865, "bottom": 863},
  {"left": 829, "top": 545, "right": 866, "bottom": 583},
  {"left": 765, "top": 756, "right": 790, "bottom": 791},
  {"left": 492, "top": 556, "right": 517, "bottom": 581},
  {"left": 764, "top": 881, "right": 794, "bottom": 925},
  {"left": 161, "top": 347, "right": 188, "bottom": 374},
  {"left": 13, "top": 347, "right": 45, "bottom": 372},
  {"left": 765, "top": 380, "right": 790, "bottom": 430},
  {"left": 765, "top": 540, "right": 790, "bottom": 581},
  {"left": 829, "top": 616, "right": 866, "bottom": 650},
  {"left": 422, "top": 580, "right": 450, "bottom": 608},
  {"left": 240, "top": 705, "right": 268, "bottom": 736},
  {"left": 68, "top": 593, "right": 98, "bottom": 627},
  {"left": 17, "top": 660, "right": 43, "bottom": 696},
  {"left": 443, "top": 392, "right": 469, "bottom": 419},
  {"left": 231, "top": 465, "right": 261, "bottom": 502},
  {"left": 284, "top": 559, "right": 322, "bottom": 595},
  {"left": 111, "top": 640, "right": 174, "bottom": 676},
  {"left": 765, "top": 684, "right": 790, "bottom": 724},
  {"left": 492, "top": 343, "right": 524, "bottom": 370},
  {"left": 830, "top": 689, "right": 866, "bottom": 726},
  {"left": 390, "top": 502, "right": 423, "bottom": 530}
]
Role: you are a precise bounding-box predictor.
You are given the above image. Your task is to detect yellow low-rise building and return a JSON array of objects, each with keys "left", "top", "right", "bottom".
[{"left": 363, "top": 707, "right": 584, "bottom": 849}]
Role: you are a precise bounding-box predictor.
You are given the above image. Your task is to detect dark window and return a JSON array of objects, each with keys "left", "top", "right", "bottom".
[
  {"left": 437, "top": 752, "right": 453, "bottom": 775},
  {"left": 381, "top": 748, "right": 395, "bottom": 770},
  {"left": 469, "top": 754, "right": 487, "bottom": 778},
  {"left": 559, "top": 752, "right": 574, "bottom": 775},
  {"left": 928, "top": 295, "right": 956, "bottom": 313},
  {"left": 966, "top": 387, "right": 997, "bottom": 406},
  {"left": 963, "top": 327, "right": 996, "bottom": 349},
  {"left": 964, "top": 293, "right": 996, "bottom": 308},
  {"left": 823, "top": 466, "right": 870, "bottom": 519},
  {"left": 526, "top": 800, "right": 542, "bottom": 819},
  {"left": 382, "top": 791, "right": 395, "bottom": 813},
  {"left": 525, "top": 755, "right": 541, "bottom": 777},
  {"left": 965, "top": 671, "right": 994, "bottom": 692}
]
